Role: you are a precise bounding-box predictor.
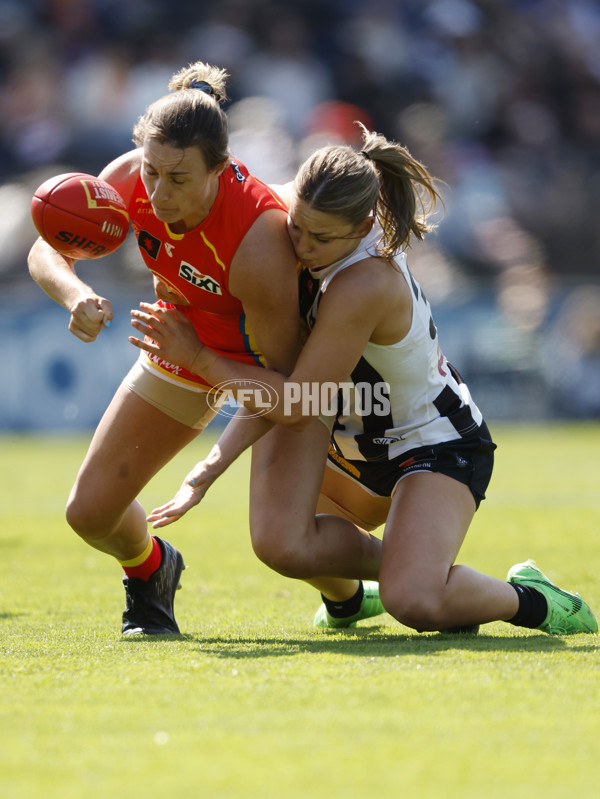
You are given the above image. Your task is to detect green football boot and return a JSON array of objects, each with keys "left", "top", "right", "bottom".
[
  {"left": 507, "top": 559, "right": 598, "bottom": 635},
  {"left": 313, "top": 581, "right": 386, "bottom": 628}
]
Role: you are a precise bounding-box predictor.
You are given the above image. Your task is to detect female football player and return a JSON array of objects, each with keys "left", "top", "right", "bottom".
[
  {"left": 27, "top": 62, "right": 300, "bottom": 635},
  {"left": 129, "top": 125, "right": 597, "bottom": 637}
]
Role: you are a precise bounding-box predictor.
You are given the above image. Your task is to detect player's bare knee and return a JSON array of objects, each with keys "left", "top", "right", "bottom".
[
  {"left": 65, "top": 492, "right": 114, "bottom": 542},
  {"left": 65, "top": 499, "right": 98, "bottom": 540},
  {"left": 251, "top": 533, "right": 309, "bottom": 578},
  {"left": 380, "top": 581, "right": 444, "bottom": 631}
]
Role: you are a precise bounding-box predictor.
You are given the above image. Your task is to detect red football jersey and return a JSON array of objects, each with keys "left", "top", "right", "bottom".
[{"left": 128, "top": 159, "right": 287, "bottom": 387}]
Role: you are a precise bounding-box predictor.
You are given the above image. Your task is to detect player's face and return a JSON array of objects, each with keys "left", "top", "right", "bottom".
[
  {"left": 141, "top": 140, "right": 226, "bottom": 232},
  {"left": 287, "top": 197, "right": 373, "bottom": 271}
]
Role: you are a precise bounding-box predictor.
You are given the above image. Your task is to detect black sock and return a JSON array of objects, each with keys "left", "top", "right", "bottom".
[
  {"left": 322, "top": 581, "right": 364, "bottom": 618},
  {"left": 507, "top": 583, "right": 548, "bottom": 629}
]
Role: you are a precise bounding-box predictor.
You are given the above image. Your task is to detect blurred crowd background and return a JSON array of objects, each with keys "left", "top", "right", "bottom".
[{"left": 1, "top": 0, "right": 599, "bottom": 429}]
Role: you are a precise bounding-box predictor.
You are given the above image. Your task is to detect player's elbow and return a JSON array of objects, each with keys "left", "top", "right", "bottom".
[
  {"left": 269, "top": 386, "right": 329, "bottom": 431},
  {"left": 27, "top": 238, "right": 45, "bottom": 279}
]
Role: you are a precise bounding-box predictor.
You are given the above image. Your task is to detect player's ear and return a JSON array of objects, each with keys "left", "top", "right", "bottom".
[
  {"left": 213, "top": 159, "right": 230, "bottom": 178},
  {"left": 356, "top": 216, "right": 375, "bottom": 239}
]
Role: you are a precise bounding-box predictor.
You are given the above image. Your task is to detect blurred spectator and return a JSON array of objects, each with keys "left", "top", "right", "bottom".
[
  {"left": 236, "top": 6, "right": 335, "bottom": 138},
  {"left": 542, "top": 286, "right": 600, "bottom": 418},
  {"left": 6, "top": 0, "right": 597, "bottom": 281},
  {"left": 228, "top": 96, "right": 297, "bottom": 184}
]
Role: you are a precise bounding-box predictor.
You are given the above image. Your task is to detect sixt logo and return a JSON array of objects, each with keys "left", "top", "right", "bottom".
[{"left": 179, "top": 262, "right": 222, "bottom": 294}]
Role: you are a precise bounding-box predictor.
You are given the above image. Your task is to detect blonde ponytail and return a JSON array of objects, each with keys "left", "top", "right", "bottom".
[{"left": 294, "top": 122, "right": 442, "bottom": 256}]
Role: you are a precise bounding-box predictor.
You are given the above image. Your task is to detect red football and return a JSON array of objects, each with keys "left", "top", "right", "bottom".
[{"left": 31, "top": 172, "right": 129, "bottom": 259}]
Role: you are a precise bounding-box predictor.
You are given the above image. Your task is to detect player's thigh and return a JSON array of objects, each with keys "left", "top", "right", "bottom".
[
  {"left": 379, "top": 471, "right": 476, "bottom": 594},
  {"left": 249, "top": 418, "right": 331, "bottom": 538},
  {"left": 317, "top": 463, "right": 390, "bottom": 532},
  {"left": 71, "top": 382, "right": 201, "bottom": 512}
]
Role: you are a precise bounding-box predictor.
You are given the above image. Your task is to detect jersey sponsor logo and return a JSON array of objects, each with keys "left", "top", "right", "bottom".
[
  {"left": 372, "top": 437, "right": 401, "bottom": 445},
  {"left": 138, "top": 230, "right": 161, "bottom": 259},
  {"left": 230, "top": 161, "right": 246, "bottom": 183},
  {"left": 179, "top": 262, "right": 222, "bottom": 294}
]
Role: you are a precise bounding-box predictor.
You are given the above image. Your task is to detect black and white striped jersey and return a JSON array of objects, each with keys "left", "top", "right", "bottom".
[{"left": 298, "top": 224, "right": 484, "bottom": 467}]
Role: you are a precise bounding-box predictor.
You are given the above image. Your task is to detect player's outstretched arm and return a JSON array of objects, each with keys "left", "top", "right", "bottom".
[{"left": 147, "top": 408, "right": 273, "bottom": 528}]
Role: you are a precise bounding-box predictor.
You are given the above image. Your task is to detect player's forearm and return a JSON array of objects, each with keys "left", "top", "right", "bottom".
[
  {"left": 207, "top": 409, "right": 273, "bottom": 477},
  {"left": 192, "top": 348, "right": 296, "bottom": 425},
  {"left": 192, "top": 349, "right": 314, "bottom": 431},
  {"left": 27, "top": 238, "right": 88, "bottom": 310}
]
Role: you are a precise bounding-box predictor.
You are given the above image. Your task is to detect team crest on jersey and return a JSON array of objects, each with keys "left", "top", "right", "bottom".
[
  {"left": 179, "top": 262, "right": 222, "bottom": 295},
  {"left": 138, "top": 230, "right": 161, "bottom": 259}
]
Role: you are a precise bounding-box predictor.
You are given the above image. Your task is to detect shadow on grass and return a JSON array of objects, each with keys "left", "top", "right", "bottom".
[{"left": 119, "top": 627, "right": 598, "bottom": 658}]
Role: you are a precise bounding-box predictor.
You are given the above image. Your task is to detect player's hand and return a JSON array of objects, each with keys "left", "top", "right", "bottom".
[
  {"left": 68, "top": 295, "right": 113, "bottom": 342},
  {"left": 129, "top": 302, "right": 204, "bottom": 373},
  {"left": 147, "top": 460, "right": 216, "bottom": 528}
]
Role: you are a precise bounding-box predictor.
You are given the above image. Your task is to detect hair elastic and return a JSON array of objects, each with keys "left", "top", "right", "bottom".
[
  {"left": 188, "top": 78, "right": 215, "bottom": 95},
  {"left": 360, "top": 149, "right": 372, "bottom": 160}
]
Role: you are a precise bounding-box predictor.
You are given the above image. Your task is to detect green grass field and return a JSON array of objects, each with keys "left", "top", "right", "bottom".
[{"left": 1, "top": 423, "right": 599, "bottom": 799}]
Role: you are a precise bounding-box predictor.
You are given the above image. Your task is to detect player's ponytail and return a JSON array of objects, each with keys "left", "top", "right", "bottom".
[
  {"left": 168, "top": 62, "right": 229, "bottom": 104},
  {"left": 359, "top": 124, "right": 442, "bottom": 255},
  {"left": 294, "top": 122, "right": 442, "bottom": 256},
  {"left": 132, "top": 62, "right": 230, "bottom": 169}
]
